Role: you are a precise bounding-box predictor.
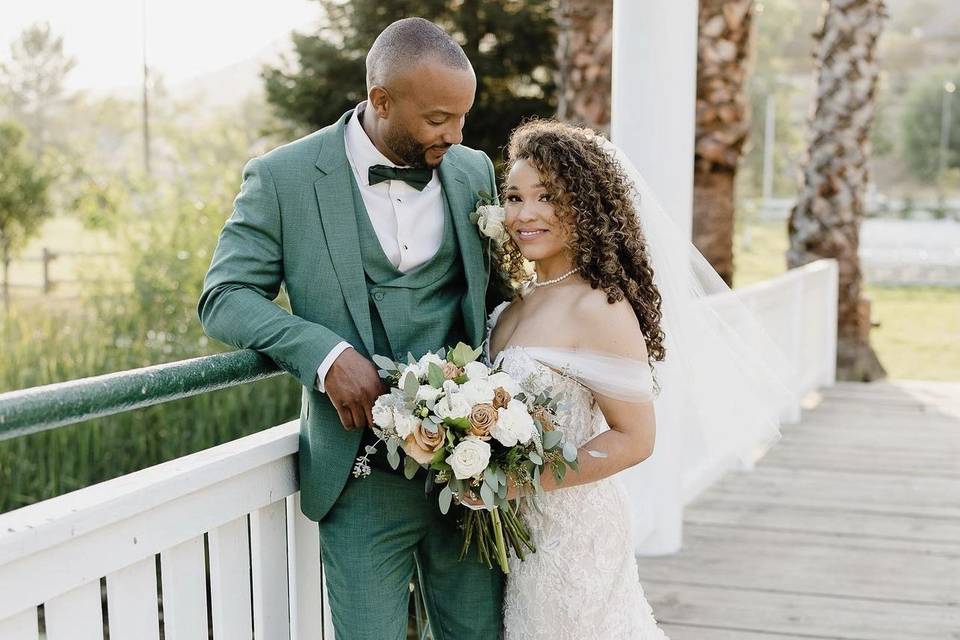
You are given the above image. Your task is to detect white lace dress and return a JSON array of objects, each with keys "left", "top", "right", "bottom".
[{"left": 487, "top": 302, "right": 670, "bottom": 640}]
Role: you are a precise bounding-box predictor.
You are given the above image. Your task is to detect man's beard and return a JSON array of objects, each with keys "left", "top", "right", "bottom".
[{"left": 384, "top": 125, "right": 447, "bottom": 168}]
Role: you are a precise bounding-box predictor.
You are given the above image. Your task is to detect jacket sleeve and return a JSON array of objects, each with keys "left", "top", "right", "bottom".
[{"left": 197, "top": 156, "right": 346, "bottom": 389}]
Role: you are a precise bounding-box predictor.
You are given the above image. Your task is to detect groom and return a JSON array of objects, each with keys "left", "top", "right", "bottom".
[{"left": 198, "top": 17, "right": 505, "bottom": 640}]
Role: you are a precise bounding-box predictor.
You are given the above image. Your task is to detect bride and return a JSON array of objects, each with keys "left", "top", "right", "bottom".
[
  {"left": 477, "top": 119, "right": 792, "bottom": 639},
  {"left": 482, "top": 119, "right": 672, "bottom": 639}
]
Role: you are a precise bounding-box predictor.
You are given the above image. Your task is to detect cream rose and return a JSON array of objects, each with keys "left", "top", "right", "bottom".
[
  {"left": 468, "top": 403, "right": 498, "bottom": 438},
  {"left": 491, "top": 399, "right": 535, "bottom": 446},
  {"left": 463, "top": 361, "right": 490, "bottom": 381},
  {"left": 403, "top": 421, "right": 447, "bottom": 464},
  {"left": 446, "top": 436, "right": 491, "bottom": 479}
]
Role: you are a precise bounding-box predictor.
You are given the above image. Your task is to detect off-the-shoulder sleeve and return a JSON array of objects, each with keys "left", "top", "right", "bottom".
[{"left": 524, "top": 347, "right": 655, "bottom": 403}]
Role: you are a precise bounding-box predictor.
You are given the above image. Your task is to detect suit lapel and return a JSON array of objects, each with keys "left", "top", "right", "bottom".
[
  {"left": 314, "top": 110, "right": 375, "bottom": 356},
  {"left": 439, "top": 157, "right": 488, "bottom": 347}
]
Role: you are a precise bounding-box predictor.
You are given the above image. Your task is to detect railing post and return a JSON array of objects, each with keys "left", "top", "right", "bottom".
[
  {"left": 42, "top": 248, "right": 54, "bottom": 295},
  {"left": 823, "top": 259, "right": 839, "bottom": 386}
]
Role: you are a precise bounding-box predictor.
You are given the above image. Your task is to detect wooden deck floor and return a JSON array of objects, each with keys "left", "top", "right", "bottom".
[{"left": 636, "top": 380, "right": 960, "bottom": 640}]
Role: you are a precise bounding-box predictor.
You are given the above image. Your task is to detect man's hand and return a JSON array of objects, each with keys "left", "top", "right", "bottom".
[{"left": 323, "top": 348, "right": 385, "bottom": 431}]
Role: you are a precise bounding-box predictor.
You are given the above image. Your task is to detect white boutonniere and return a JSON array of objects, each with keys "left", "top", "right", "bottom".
[{"left": 469, "top": 190, "right": 509, "bottom": 246}]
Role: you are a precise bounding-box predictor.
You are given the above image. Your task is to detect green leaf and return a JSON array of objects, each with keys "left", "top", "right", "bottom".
[
  {"left": 562, "top": 441, "right": 578, "bottom": 463},
  {"left": 404, "top": 455, "right": 420, "bottom": 480},
  {"left": 428, "top": 362, "right": 445, "bottom": 388},
  {"left": 385, "top": 438, "right": 399, "bottom": 455},
  {"left": 364, "top": 445, "right": 378, "bottom": 455},
  {"left": 528, "top": 451, "right": 543, "bottom": 465},
  {"left": 478, "top": 189, "right": 492, "bottom": 201},
  {"left": 372, "top": 354, "right": 397, "bottom": 371},
  {"left": 480, "top": 482, "right": 495, "bottom": 510},
  {"left": 387, "top": 448, "right": 401, "bottom": 470},
  {"left": 407, "top": 352, "right": 417, "bottom": 365},
  {"left": 484, "top": 466, "right": 499, "bottom": 489},
  {"left": 439, "top": 486, "right": 453, "bottom": 515},
  {"left": 443, "top": 416, "right": 472, "bottom": 432}
]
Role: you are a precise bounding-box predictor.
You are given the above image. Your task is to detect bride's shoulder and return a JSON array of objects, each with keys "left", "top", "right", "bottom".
[{"left": 570, "top": 286, "right": 648, "bottom": 362}]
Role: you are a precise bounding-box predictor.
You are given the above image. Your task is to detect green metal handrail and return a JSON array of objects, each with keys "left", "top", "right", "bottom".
[{"left": 0, "top": 350, "right": 281, "bottom": 441}]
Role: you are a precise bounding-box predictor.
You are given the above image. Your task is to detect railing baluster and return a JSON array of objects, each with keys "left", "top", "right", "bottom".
[
  {"left": 287, "top": 493, "right": 324, "bottom": 639},
  {"left": 160, "top": 536, "right": 208, "bottom": 640},
  {"left": 209, "top": 516, "right": 253, "bottom": 640},
  {"left": 45, "top": 580, "right": 103, "bottom": 640},
  {"left": 251, "top": 499, "right": 290, "bottom": 639},
  {"left": 106, "top": 556, "right": 161, "bottom": 640}
]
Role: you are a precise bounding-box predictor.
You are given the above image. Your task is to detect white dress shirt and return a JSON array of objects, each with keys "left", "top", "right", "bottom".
[{"left": 315, "top": 104, "right": 446, "bottom": 392}]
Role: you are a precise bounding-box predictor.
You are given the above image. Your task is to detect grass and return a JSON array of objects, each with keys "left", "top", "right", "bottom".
[{"left": 734, "top": 218, "right": 960, "bottom": 381}]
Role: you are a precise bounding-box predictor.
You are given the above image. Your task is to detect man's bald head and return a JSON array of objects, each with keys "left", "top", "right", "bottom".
[{"left": 366, "top": 17, "right": 472, "bottom": 91}]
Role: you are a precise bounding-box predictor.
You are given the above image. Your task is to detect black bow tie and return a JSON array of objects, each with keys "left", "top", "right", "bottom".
[{"left": 368, "top": 164, "right": 433, "bottom": 191}]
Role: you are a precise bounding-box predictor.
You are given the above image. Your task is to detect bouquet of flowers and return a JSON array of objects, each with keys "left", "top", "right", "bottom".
[{"left": 354, "top": 342, "right": 579, "bottom": 573}]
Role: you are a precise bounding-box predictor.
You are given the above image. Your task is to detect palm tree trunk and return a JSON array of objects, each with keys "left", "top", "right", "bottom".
[
  {"left": 693, "top": 0, "right": 755, "bottom": 287},
  {"left": 788, "top": 0, "right": 887, "bottom": 381},
  {"left": 554, "top": 0, "right": 612, "bottom": 133}
]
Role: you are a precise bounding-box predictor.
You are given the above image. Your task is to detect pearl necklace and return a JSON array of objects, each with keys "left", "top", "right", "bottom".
[{"left": 530, "top": 267, "right": 580, "bottom": 289}]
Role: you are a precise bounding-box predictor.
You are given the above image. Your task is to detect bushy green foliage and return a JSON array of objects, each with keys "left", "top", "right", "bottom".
[
  {"left": 901, "top": 65, "right": 960, "bottom": 181},
  {"left": 263, "top": 0, "right": 556, "bottom": 163}
]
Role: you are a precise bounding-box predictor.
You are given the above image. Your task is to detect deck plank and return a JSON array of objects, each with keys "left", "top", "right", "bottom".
[{"left": 636, "top": 380, "right": 960, "bottom": 639}]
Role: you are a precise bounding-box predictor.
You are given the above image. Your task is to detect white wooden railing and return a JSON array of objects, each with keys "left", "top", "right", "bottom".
[{"left": 0, "top": 259, "right": 839, "bottom": 639}]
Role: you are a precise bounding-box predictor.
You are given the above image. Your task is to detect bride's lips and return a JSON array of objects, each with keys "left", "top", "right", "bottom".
[{"left": 515, "top": 228, "right": 549, "bottom": 243}]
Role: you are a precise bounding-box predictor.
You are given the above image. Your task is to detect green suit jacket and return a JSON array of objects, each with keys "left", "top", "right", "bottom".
[{"left": 198, "top": 109, "right": 501, "bottom": 521}]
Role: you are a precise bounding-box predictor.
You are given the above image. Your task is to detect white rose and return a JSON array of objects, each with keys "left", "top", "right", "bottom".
[
  {"left": 488, "top": 371, "right": 522, "bottom": 397},
  {"left": 476, "top": 205, "right": 509, "bottom": 245},
  {"left": 416, "top": 384, "right": 444, "bottom": 404},
  {"left": 433, "top": 392, "right": 472, "bottom": 420},
  {"left": 463, "top": 361, "right": 490, "bottom": 381},
  {"left": 393, "top": 412, "right": 420, "bottom": 439},
  {"left": 491, "top": 399, "right": 535, "bottom": 446},
  {"left": 446, "top": 436, "right": 492, "bottom": 480},
  {"left": 418, "top": 352, "right": 445, "bottom": 373},
  {"left": 459, "top": 377, "right": 496, "bottom": 407}
]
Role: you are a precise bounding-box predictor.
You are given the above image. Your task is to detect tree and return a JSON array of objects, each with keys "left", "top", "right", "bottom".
[
  {"left": 788, "top": 0, "right": 887, "bottom": 381},
  {"left": 263, "top": 0, "right": 556, "bottom": 164},
  {"left": 0, "top": 22, "right": 77, "bottom": 156},
  {"left": 693, "top": 0, "right": 755, "bottom": 287},
  {"left": 554, "top": 0, "right": 612, "bottom": 133},
  {"left": 0, "top": 122, "right": 51, "bottom": 299},
  {"left": 901, "top": 64, "right": 960, "bottom": 181}
]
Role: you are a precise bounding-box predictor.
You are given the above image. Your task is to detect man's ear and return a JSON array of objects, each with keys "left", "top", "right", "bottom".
[{"left": 368, "top": 86, "right": 390, "bottom": 118}]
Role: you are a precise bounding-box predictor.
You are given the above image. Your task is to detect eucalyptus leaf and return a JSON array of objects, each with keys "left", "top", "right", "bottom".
[
  {"left": 439, "top": 486, "right": 453, "bottom": 515},
  {"left": 403, "top": 371, "right": 419, "bottom": 399},
  {"left": 562, "top": 441, "right": 578, "bottom": 463},
  {"left": 385, "top": 438, "right": 399, "bottom": 455},
  {"left": 528, "top": 451, "right": 543, "bottom": 465},
  {"left": 387, "top": 448, "right": 401, "bottom": 470},
  {"left": 364, "top": 445, "right": 378, "bottom": 455},
  {"left": 542, "top": 430, "right": 562, "bottom": 450},
  {"left": 497, "top": 482, "right": 508, "bottom": 500},
  {"left": 407, "top": 352, "right": 417, "bottom": 365},
  {"left": 372, "top": 354, "right": 397, "bottom": 371},
  {"left": 428, "top": 362, "right": 445, "bottom": 388},
  {"left": 478, "top": 189, "right": 492, "bottom": 201},
  {"left": 484, "top": 466, "right": 499, "bottom": 488},
  {"left": 436, "top": 347, "right": 446, "bottom": 360},
  {"left": 404, "top": 455, "right": 420, "bottom": 480},
  {"left": 480, "top": 482, "right": 495, "bottom": 510}
]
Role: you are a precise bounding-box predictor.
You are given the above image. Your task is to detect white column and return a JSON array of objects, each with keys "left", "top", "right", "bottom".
[
  {"left": 611, "top": 0, "right": 698, "bottom": 239},
  {"left": 611, "top": 0, "right": 699, "bottom": 556}
]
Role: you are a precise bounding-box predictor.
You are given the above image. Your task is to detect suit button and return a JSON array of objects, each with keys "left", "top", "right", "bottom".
[{"left": 373, "top": 291, "right": 385, "bottom": 301}]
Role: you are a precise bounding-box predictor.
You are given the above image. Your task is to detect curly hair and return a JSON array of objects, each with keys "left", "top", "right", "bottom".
[{"left": 497, "top": 119, "right": 666, "bottom": 364}]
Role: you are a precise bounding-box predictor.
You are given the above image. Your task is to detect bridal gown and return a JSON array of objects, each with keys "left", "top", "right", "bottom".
[{"left": 487, "top": 302, "right": 670, "bottom": 640}]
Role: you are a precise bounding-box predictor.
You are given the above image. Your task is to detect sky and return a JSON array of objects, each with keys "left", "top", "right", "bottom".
[{"left": 0, "top": 0, "right": 319, "bottom": 92}]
